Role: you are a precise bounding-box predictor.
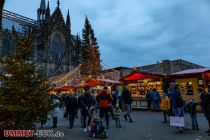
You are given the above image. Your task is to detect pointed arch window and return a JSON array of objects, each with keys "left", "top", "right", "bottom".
[
  {"left": 51, "top": 33, "right": 64, "bottom": 61},
  {"left": 2, "top": 38, "right": 12, "bottom": 53}
]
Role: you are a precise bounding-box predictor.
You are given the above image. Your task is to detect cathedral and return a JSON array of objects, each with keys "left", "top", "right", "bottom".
[{"left": 1, "top": 0, "right": 82, "bottom": 77}]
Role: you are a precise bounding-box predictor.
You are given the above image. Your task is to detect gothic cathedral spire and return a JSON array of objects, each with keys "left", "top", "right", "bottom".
[
  {"left": 57, "top": 0, "right": 60, "bottom": 8},
  {"left": 45, "top": 1, "right": 50, "bottom": 20},
  {"left": 66, "top": 9, "right": 71, "bottom": 36},
  {"left": 37, "top": 0, "right": 46, "bottom": 23},
  {"left": 40, "top": 0, "right": 46, "bottom": 10}
]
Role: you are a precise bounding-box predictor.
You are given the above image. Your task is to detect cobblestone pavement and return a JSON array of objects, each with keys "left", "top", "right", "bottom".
[{"left": 37, "top": 109, "right": 210, "bottom": 140}]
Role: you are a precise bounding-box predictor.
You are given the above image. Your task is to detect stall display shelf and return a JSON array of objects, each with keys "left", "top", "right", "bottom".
[{"left": 128, "top": 81, "right": 163, "bottom": 97}]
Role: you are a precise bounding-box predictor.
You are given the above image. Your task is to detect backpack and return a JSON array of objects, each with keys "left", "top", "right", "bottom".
[
  {"left": 98, "top": 91, "right": 111, "bottom": 108},
  {"left": 175, "top": 93, "right": 184, "bottom": 108}
]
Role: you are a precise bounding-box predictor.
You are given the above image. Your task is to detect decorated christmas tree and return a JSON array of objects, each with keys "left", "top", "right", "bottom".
[
  {"left": 80, "top": 16, "right": 101, "bottom": 76},
  {"left": 0, "top": 35, "right": 54, "bottom": 130}
]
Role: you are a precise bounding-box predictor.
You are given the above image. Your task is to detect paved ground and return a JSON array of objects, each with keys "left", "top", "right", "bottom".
[{"left": 37, "top": 109, "right": 210, "bottom": 140}]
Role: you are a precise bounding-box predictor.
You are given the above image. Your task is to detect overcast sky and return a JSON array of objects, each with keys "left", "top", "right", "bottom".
[{"left": 4, "top": 0, "right": 210, "bottom": 68}]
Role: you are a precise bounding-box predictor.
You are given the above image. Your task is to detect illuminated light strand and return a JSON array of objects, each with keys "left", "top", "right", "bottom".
[
  {"left": 101, "top": 62, "right": 120, "bottom": 74},
  {"left": 50, "top": 62, "right": 119, "bottom": 87},
  {"left": 51, "top": 64, "right": 82, "bottom": 85},
  {"left": 53, "top": 65, "right": 81, "bottom": 84}
]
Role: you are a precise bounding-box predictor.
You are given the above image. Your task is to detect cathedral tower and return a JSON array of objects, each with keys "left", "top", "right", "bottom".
[{"left": 37, "top": 0, "right": 46, "bottom": 25}]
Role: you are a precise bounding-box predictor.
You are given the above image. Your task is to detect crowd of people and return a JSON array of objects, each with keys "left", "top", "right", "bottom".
[
  {"left": 146, "top": 83, "right": 210, "bottom": 136},
  {"left": 42, "top": 83, "right": 210, "bottom": 137},
  {"left": 45, "top": 85, "right": 133, "bottom": 138}
]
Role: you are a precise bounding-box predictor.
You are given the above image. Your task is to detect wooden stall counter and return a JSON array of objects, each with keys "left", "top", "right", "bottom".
[{"left": 131, "top": 96, "right": 148, "bottom": 110}]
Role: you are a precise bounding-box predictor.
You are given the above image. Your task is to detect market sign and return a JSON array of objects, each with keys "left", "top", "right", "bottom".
[{"left": 123, "top": 72, "right": 159, "bottom": 81}]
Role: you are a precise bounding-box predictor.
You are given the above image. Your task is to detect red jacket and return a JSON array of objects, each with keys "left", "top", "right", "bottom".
[{"left": 96, "top": 90, "right": 113, "bottom": 108}]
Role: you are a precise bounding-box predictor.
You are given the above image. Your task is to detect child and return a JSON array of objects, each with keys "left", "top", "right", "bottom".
[
  {"left": 89, "top": 106, "right": 107, "bottom": 138},
  {"left": 89, "top": 106, "right": 99, "bottom": 137},
  {"left": 90, "top": 117, "right": 102, "bottom": 138},
  {"left": 160, "top": 93, "right": 170, "bottom": 123},
  {"left": 185, "top": 99, "right": 199, "bottom": 130},
  {"left": 113, "top": 103, "right": 122, "bottom": 128},
  {"left": 51, "top": 95, "right": 60, "bottom": 128}
]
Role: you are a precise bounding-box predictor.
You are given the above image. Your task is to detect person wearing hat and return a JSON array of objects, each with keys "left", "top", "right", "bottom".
[
  {"left": 160, "top": 93, "right": 170, "bottom": 123},
  {"left": 51, "top": 95, "right": 60, "bottom": 128},
  {"left": 113, "top": 103, "right": 122, "bottom": 128}
]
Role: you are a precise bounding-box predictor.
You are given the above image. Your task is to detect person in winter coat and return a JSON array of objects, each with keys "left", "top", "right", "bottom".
[
  {"left": 203, "top": 89, "right": 210, "bottom": 135},
  {"left": 185, "top": 99, "right": 199, "bottom": 130},
  {"left": 74, "top": 93, "right": 79, "bottom": 118},
  {"left": 170, "top": 85, "right": 185, "bottom": 132},
  {"left": 170, "top": 85, "right": 184, "bottom": 114},
  {"left": 51, "top": 95, "right": 60, "bottom": 128},
  {"left": 113, "top": 103, "right": 121, "bottom": 128},
  {"left": 121, "top": 86, "right": 133, "bottom": 123},
  {"left": 81, "top": 86, "right": 95, "bottom": 132},
  {"left": 78, "top": 93, "right": 84, "bottom": 126},
  {"left": 146, "top": 90, "right": 152, "bottom": 110},
  {"left": 160, "top": 93, "right": 170, "bottom": 123},
  {"left": 112, "top": 89, "right": 119, "bottom": 107},
  {"left": 150, "top": 88, "right": 160, "bottom": 112},
  {"left": 96, "top": 86, "right": 113, "bottom": 129},
  {"left": 198, "top": 87, "right": 206, "bottom": 111},
  {"left": 89, "top": 105, "right": 100, "bottom": 138},
  {"left": 66, "top": 95, "right": 77, "bottom": 129}
]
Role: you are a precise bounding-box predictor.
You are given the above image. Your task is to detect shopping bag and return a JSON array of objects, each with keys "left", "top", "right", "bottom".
[{"left": 169, "top": 116, "right": 185, "bottom": 127}]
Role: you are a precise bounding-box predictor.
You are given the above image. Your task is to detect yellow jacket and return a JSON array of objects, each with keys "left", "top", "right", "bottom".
[{"left": 161, "top": 97, "right": 170, "bottom": 111}]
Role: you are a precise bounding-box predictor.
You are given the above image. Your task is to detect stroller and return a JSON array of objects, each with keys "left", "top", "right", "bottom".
[{"left": 88, "top": 106, "right": 107, "bottom": 138}]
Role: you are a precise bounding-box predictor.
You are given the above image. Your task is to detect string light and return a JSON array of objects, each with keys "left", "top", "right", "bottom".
[{"left": 50, "top": 64, "right": 82, "bottom": 86}]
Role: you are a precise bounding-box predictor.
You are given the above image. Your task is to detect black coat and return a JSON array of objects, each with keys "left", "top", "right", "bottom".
[
  {"left": 203, "top": 93, "right": 210, "bottom": 119},
  {"left": 81, "top": 93, "right": 95, "bottom": 115},
  {"left": 121, "top": 89, "right": 133, "bottom": 105},
  {"left": 66, "top": 96, "right": 77, "bottom": 115},
  {"left": 112, "top": 91, "right": 118, "bottom": 106}
]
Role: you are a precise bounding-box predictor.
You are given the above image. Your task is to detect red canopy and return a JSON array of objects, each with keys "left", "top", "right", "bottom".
[
  {"left": 61, "top": 86, "right": 73, "bottom": 91},
  {"left": 85, "top": 79, "right": 105, "bottom": 87},
  {"left": 123, "top": 72, "right": 159, "bottom": 81},
  {"left": 74, "top": 79, "right": 105, "bottom": 88},
  {"left": 202, "top": 72, "right": 210, "bottom": 80}
]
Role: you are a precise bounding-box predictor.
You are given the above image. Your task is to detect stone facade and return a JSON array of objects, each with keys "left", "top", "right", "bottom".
[
  {"left": 139, "top": 59, "right": 204, "bottom": 75},
  {"left": 1, "top": 0, "right": 82, "bottom": 77},
  {"left": 102, "top": 67, "right": 131, "bottom": 81}
]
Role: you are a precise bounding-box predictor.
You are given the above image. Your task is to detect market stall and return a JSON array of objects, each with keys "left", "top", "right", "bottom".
[
  {"left": 172, "top": 68, "right": 210, "bottom": 102},
  {"left": 123, "top": 70, "right": 163, "bottom": 109},
  {"left": 49, "top": 85, "right": 74, "bottom": 95},
  {"left": 74, "top": 78, "right": 122, "bottom": 96},
  {"left": 60, "top": 86, "right": 74, "bottom": 94}
]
